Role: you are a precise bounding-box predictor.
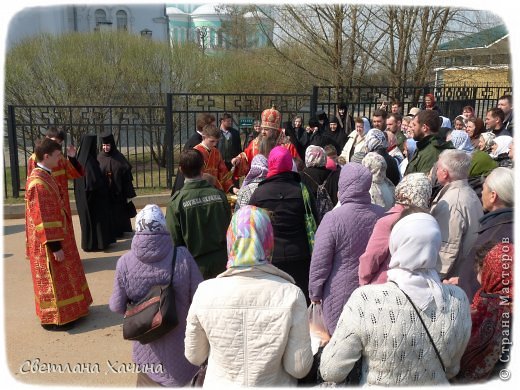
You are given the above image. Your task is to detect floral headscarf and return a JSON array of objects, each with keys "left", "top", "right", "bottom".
[
  {"left": 242, "top": 154, "right": 268, "bottom": 187},
  {"left": 365, "top": 129, "right": 388, "bottom": 152},
  {"left": 394, "top": 173, "right": 432, "bottom": 210},
  {"left": 480, "top": 132, "right": 496, "bottom": 153},
  {"left": 305, "top": 145, "right": 327, "bottom": 168},
  {"left": 362, "top": 152, "right": 387, "bottom": 184},
  {"left": 226, "top": 206, "right": 274, "bottom": 268},
  {"left": 457, "top": 243, "right": 513, "bottom": 381}
]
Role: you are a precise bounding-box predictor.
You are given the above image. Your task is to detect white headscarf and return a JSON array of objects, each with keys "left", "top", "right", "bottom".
[
  {"left": 387, "top": 212, "right": 444, "bottom": 310},
  {"left": 490, "top": 135, "right": 513, "bottom": 158},
  {"left": 361, "top": 117, "right": 371, "bottom": 135},
  {"left": 440, "top": 116, "right": 452, "bottom": 129}
]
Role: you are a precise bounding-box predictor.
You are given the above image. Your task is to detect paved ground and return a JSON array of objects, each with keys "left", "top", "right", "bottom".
[{"left": 2, "top": 212, "right": 159, "bottom": 387}]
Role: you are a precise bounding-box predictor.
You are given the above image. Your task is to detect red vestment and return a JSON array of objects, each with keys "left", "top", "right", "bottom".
[
  {"left": 236, "top": 134, "right": 302, "bottom": 176},
  {"left": 28, "top": 153, "right": 84, "bottom": 223},
  {"left": 25, "top": 167, "right": 92, "bottom": 325},
  {"left": 193, "top": 143, "right": 234, "bottom": 193}
]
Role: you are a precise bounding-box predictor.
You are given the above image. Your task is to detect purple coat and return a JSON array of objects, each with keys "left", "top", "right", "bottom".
[
  {"left": 358, "top": 204, "right": 405, "bottom": 286},
  {"left": 109, "top": 231, "right": 203, "bottom": 386},
  {"left": 308, "top": 163, "right": 385, "bottom": 335}
]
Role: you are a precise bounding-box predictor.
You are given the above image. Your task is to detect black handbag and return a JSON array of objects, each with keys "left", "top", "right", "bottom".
[{"left": 123, "top": 247, "right": 178, "bottom": 344}]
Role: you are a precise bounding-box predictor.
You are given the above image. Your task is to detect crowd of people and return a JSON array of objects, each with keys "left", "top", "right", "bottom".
[{"left": 24, "top": 94, "right": 514, "bottom": 386}]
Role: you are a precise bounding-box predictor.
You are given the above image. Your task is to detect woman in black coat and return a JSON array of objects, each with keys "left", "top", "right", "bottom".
[
  {"left": 249, "top": 146, "right": 318, "bottom": 303},
  {"left": 74, "top": 134, "right": 115, "bottom": 251},
  {"left": 300, "top": 145, "right": 340, "bottom": 208},
  {"left": 97, "top": 131, "right": 137, "bottom": 237}
]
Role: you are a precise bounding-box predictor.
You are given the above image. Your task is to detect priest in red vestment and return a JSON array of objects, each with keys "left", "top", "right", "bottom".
[
  {"left": 27, "top": 127, "right": 84, "bottom": 224},
  {"left": 231, "top": 106, "right": 302, "bottom": 177},
  {"left": 193, "top": 124, "right": 238, "bottom": 194},
  {"left": 25, "top": 138, "right": 92, "bottom": 330}
]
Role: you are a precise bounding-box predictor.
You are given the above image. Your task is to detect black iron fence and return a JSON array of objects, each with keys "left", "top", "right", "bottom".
[
  {"left": 314, "top": 84, "right": 513, "bottom": 122},
  {"left": 4, "top": 84, "right": 512, "bottom": 198}
]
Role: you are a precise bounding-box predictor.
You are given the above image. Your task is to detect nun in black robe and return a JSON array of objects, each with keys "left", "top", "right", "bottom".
[
  {"left": 97, "top": 132, "right": 137, "bottom": 237},
  {"left": 74, "top": 134, "right": 115, "bottom": 251}
]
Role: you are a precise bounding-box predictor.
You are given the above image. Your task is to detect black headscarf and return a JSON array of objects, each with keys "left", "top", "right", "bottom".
[
  {"left": 97, "top": 131, "right": 136, "bottom": 198},
  {"left": 77, "top": 134, "right": 104, "bottom": 191}
]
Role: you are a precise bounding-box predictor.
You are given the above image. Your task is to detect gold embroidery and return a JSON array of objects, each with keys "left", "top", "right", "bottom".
[
  {"left": 52, "top": 169, "right": 66, "bottom": 176},
  {"left": 35, "top": 221, "right": 62, "bottom": 231}
]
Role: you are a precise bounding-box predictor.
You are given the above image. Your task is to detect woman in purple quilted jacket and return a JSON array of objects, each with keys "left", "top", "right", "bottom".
[
  {"left": 308, "top": 163, "right": 385, "bottom": 336},
  {"left": 109, "top": 204, "right": 203, "bottom": 386}
]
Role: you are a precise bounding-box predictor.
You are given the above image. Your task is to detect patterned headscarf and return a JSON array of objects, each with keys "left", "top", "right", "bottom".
[
  {"left": 242, "top": 154, "right": 268, "bottom": 187},
  {"left": 365, "top": 129, "right": 388, "bottom": 152},
  {"left": 480, "top": 132, "right": 496, "bottom": 153},
  {"left": 305, "top": 145, "right": 327, "bottom": 168},
  {"left": 135, "top": 204, "right": 167, "bottom": 233},
  {"left": 458, "top": 243, "right": 513, "bottom": 381},
  {"left": 266, "top": 146, "right": 293, "bottom": 178},
  {"left": 450, "top": 130, "right": 474, "bottom": 154},
  {"left": 226, "top": 206, "right": 274, "bottom": 268},
  {"left": 394, "top": 173, "right": 432, "bottom": 209},
  {"left": 361, "top": 152, "right": 387, "bottom": 184}
]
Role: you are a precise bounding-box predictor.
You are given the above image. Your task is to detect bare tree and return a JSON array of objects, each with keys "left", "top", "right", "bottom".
[{"left": 215, "top": 4, "right": 260, "bottom": 50}]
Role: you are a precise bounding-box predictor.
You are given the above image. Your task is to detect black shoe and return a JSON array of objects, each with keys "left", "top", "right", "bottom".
[{"left": 41, "top": 322, "right": 74, "bottom": 331}]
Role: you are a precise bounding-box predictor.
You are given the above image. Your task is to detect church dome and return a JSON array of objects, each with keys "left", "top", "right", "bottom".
[
  {"left": 191, "top": 4, "right": 219, "bottom": 16},
  {"left": 165, "top": 6, "right": 186, "bottom": 15}
]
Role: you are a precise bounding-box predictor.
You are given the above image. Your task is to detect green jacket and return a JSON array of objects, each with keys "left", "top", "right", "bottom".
[
  {"left": 469, "top": 150, "right": 498, "bottom": 177},
  {"left": 405, "top": 135, "right": 453, "bottom": 175},
  {"left": 166, "top": 179, "right": 231, "bottom": 279}
]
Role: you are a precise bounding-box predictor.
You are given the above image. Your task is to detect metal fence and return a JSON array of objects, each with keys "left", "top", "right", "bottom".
[
  {"left": 314, "top": 84, "right": 513, "bottom": 121},
  {"left": 4, "top": 92, "right": 312, "bottom": 198},
  {"left": 4, "top": 84, "right": 512, "bottom": 198}
]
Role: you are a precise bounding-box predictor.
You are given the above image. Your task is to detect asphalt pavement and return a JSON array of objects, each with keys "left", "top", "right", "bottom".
[{"left": 2, "top": 197, "right": 170, "bottom": 387}]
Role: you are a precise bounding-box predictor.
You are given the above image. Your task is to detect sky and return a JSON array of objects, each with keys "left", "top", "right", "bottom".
[{"left": 0, "top": 1, "right": 519, "bottom": 389}]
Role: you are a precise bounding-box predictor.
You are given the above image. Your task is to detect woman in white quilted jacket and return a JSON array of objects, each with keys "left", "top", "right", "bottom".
[
  {"left": 319, "top": 211, "right": 472, "bottom": 385},
  {"left": 184, "top": 205, "right": 313, "bottom": 386}
]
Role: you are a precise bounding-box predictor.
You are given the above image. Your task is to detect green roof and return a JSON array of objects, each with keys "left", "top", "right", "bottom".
[{"left": 438, "top": 25, "right": 508, "bottom": 51}]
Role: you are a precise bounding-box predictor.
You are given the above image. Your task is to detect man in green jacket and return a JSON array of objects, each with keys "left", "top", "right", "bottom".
[
  {"left": 166, "top": 149, "right": 231, "bottom": 279},
  {"left": 405, "top": 109, "right": 453, "bottom": 175}
]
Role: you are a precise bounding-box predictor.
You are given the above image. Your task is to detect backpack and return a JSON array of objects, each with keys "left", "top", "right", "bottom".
[{"left": 303, "top": 171, "right": 334, "bottom": 220}]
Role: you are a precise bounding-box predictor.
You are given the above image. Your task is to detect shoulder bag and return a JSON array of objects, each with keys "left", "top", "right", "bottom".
[
  {"left": 123, "top": 247, "right": 178, "bottom": 344},
  {"left": 300, "top": 183, "right": 317, "bottom": 252}
]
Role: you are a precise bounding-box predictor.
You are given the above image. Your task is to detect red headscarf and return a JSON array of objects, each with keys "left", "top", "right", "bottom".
[{"left": 455, "top": 243, "right": 513, "bottom": 382}]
